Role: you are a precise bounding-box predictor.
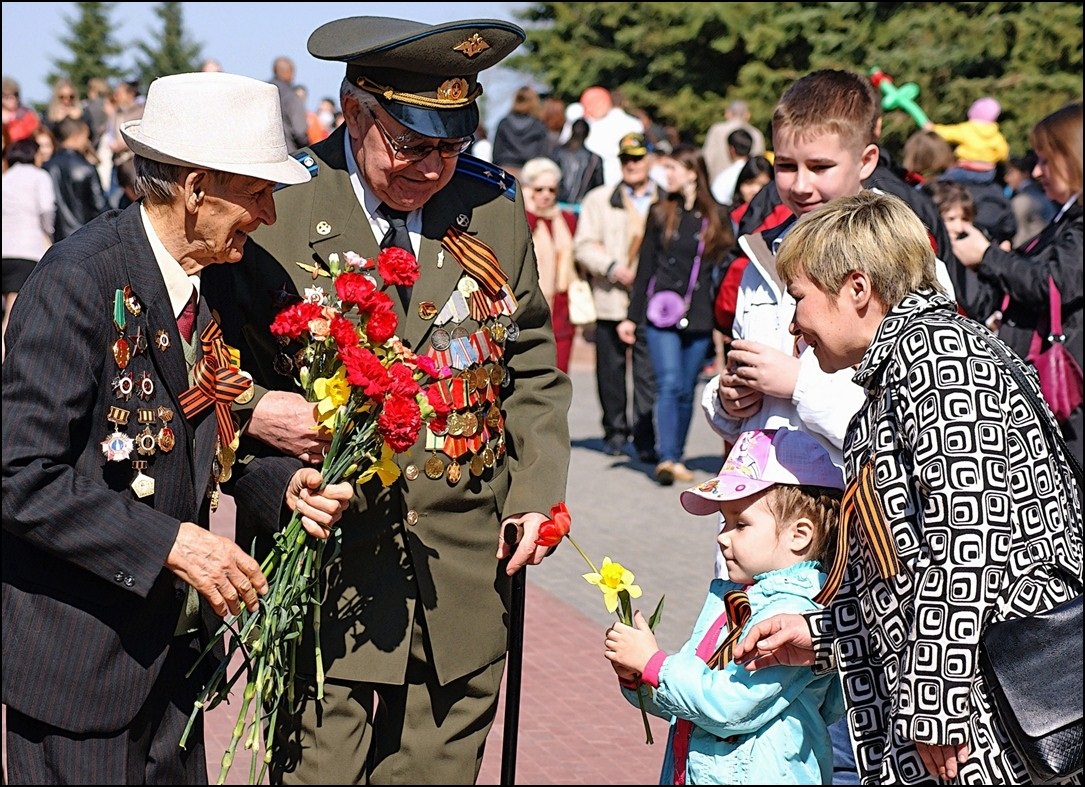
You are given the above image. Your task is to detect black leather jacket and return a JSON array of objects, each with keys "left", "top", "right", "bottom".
[{"left": 43, "top": 148, "right": 109, "bottom": 242}]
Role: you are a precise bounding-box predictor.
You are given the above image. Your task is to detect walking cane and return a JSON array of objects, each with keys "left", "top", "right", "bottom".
[{"left": 500, "top": 524, "right": 527, "bottom": 785}]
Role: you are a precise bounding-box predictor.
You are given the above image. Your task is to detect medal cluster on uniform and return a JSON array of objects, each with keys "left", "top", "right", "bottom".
[
  {"left": 418, "top": 273, "right": 518, "bottom": 485},
  {"left": 101, "top": 286, "right": 176, "bottom": 499}
]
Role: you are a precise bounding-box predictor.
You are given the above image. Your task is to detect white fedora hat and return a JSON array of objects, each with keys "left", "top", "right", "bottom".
[{"left": 121, "top": 72, "right": 310, "bottom": 185}]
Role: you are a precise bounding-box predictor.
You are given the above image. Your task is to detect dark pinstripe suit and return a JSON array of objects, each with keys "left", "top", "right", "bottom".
[{"left": 2, "top": 205, "right": 223, "bottom": 783}]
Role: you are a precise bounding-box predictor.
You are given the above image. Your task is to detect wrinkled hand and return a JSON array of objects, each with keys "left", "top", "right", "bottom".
[
  {"left": 611, "top": 264, "right": 636, "bottom": 288},
  {"left": 605, "top": 610, "right": 659, "bottom": 675},
  {"left": 247, "top": 390, "right": 330, "bottom": 463},
  {"left": 726, "top": 339, "right": 801, "bottom": 400},
  {"left": 949, "top": 221, "right": 992, "bottom": 269},
  {"left": 166, "top": 522, "right": 268, "bottom": 618},
  {"left": 497, "top": 511, "right": 553, "bottom": 575},
  {"left": 915, "top": 741, "right": 969, "bottom": 781},
  {"left": 285, "top": 468, "right": 354, "bottom": 539},
  {"left": 616, "top": 319, "right": 637, "bottom": 346},
  {"left": 732, "top": 613, "right": 815, "bottom": 670},
  {"left": 718, "top": 369, "right": 764, "bottom": 419}
]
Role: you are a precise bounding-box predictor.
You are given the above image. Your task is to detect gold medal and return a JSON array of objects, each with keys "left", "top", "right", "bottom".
[
  {"left": 418, "top": 301, "right": 438, "bottom": 320},
  {"left": 473, "top": 366, "right": 489, "bottom": 391},
  {"left": 234, "top": 371, "right": 255, "bottom": 404},
  {"left": 424, "top": 454, "right": 445, "bottom": 480},
  {"left": 489, "top": 364, "right": 504, "bottom": 387},
  {"left": 460, "top": 411, "right": 479, "bottom": 437},
  {"left": 482, "top": 446, "right": 496, "bottom": 468},
  {"left": 157, "top": 426, "right": 176, "bottom": 453},
  {"left": 130, "top": 461, "right": 155, "bottom": 498},
  {"left": 135, "top": 427, "right": 157, "bottom": 456},
  {"left": 485, "top": 404, "right": 502, "bottom": 428},
  {"left": 469, "top": 453, "right": 485, "bottom": 477},
  {"left": 446, "top": 461, "right": 461, "bottom": 485},
  {"left": 446, "top": 411, "right": 464, "bottom": 437}
]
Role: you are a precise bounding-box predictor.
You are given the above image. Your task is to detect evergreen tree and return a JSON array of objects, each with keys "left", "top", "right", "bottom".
[
  {"left": 48, "top": 1, "right": 124, "bottom": 100},
  {"left": 512, "top": 2, "right": 1083, "bottom": 157},
  {"left": 133, "top": 2, "right": 204, "bottom": 88}
]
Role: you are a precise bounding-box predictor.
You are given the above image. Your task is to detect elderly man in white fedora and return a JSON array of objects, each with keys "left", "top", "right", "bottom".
[{"left": 2, "top": 71, "right": 355, "bottom": 785}]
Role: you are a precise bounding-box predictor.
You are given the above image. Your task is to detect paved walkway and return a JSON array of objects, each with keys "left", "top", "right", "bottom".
[{"left": 6, "top": 333, "right": 729, "bottom": 785}]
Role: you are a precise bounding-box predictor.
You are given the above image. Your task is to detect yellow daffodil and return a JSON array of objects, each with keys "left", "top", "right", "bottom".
[
  {"left": 312, "top": 368, "right": 351, "bottom": 429},
  {"left": 355, "top": 442, "right": 401, "bottom": 487},
  {"left": 583, "top": 556, "right": 642, "bottom": 614}
]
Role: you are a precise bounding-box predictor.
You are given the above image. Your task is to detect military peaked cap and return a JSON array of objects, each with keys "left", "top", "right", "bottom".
[{"left": 308, "top": 17, "right": 525, "bottom": 139}]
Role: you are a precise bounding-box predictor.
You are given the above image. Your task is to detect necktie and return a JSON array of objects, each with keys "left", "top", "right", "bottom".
[
  {"left": 177, "top": 287, "right": 198, "bottom": 343},
  {"left": 377, "top": 203, "right": 414, "bottom": 308}
]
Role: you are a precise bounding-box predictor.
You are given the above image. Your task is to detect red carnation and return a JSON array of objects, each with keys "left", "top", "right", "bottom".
[
  {"left": 271, "top": 301, "right": 324, "bottom": 340},
  {"left": 340, "top": 345, "right": 391, "bottom": 398},
  {"left": 388, "top": 362, "right": 421, "bottom": 397},
  {"left": 329, "top": 314, "right": 360, "bottom": 349},
  {"left": 365, "top": 305, "right": 398, "bottom": 345},
  {"left": 378, "top": 394, "right": 422, "bottom": 452},
  {"left": 335, "top": 271, "right": 377, "bottom": 311},
  {"left": 377, "top": 247, "right": 420, "bottom": 287}
]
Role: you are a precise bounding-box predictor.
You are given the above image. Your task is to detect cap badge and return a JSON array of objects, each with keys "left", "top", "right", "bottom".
[
  {"left": 437, "top": 78, "right": 469, "bottom": 102},
  {"left": 453, "top": 33, "right": 491, "bottom": 58}
]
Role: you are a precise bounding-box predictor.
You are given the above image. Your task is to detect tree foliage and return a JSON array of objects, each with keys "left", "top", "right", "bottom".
[
  {"left": 49, "top": 2, "right": 125, "bottom": 98},
  {"left": 511, "top": 2, "right": 1083, "bottom": 157},
  {"left": 133, "top": 2, "right": 204, "bottom": 88}
]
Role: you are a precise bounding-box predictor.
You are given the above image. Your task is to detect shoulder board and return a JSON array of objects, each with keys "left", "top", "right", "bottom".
[
  {"left": 275, "top": 150, "right": 319, "bottom": 191},
  {"left": 455, "top": 154, "right": 517, "bottom": 201}
]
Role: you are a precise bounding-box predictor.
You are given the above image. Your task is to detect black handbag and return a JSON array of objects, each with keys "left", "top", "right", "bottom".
[{"left": 964, "top": 318, "right": 1084, "bottom": 784}]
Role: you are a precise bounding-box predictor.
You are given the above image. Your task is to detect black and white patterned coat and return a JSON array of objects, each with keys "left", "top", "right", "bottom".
[{"left": 809, "top": 290, "right": 1083, "bottom": 784}]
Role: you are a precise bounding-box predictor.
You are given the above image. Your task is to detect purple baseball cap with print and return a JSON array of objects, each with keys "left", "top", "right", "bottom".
[{"left": 680, "top": 428, "right": 845, "bottom": 516}]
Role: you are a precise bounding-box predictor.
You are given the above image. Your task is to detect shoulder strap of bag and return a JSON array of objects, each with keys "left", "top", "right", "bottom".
[{"left": 1047, "top": 275, "right": 1065, "bottom": 340}]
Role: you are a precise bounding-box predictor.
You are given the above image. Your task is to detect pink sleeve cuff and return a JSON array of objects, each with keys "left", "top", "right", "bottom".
[{"left": 641, "top": 650, "right": 667, "bottom": 687}]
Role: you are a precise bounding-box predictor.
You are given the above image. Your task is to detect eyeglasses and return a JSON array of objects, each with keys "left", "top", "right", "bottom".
[
  {"left": 366, "top": 107, "right": 472, "bottom": 162},
  {"left": 58, "top": 93, "right": 75, "bottom": 100},
  {"left": 530, "top": 185, "right": 557, "bottom": 193}
]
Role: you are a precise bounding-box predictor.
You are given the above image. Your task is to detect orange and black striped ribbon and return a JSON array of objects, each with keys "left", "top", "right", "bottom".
[
  {"left": 673, "top": 589, "right": 752, "bottom": 783},
  {"left": 441, "top": 228, "right": 509, "bottom": 299},
  {"left": 178, "top": 321, "right": 251, "bottom": 448},
  {"left": 815, "top": 458, "right": 900, "bottom": 606},
  {"left": 704, "top": 590, "right": 753, "bottom": 670}
]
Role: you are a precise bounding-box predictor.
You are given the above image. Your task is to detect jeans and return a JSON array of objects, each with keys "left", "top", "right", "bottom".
[
  {"left": 830, "top": 717, "right": 860, "bottom": 784},
  {"left": 644, "top": 325, "right": 713, "bottom": 464}
]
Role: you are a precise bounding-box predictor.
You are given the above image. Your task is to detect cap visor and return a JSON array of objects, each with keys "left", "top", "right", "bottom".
[
  {"left": 379, "top": 97, "right": 477, "bottom": 140},
  {"left": 679, "top": 475, "right": 775, "bottom": 516}
]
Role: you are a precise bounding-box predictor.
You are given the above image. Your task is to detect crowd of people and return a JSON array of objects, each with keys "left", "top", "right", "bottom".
[{"left": 2, "top": 10, "right": 1082, "bottom": 787}]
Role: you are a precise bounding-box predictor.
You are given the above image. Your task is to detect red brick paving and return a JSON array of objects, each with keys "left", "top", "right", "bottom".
[{"left": 205, "top": 578, "right": 669, "bottom": 785}]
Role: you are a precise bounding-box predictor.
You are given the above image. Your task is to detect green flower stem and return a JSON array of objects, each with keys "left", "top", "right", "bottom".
[
  {"left": 619, "top": 589, "right": 654, "bottom": 745},
  {"left": 564, "top": 535, "right": 599, "bottom": 575}
]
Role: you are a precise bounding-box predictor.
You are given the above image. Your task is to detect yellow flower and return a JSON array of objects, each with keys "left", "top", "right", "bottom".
[
  {"left": 312, "top": 368, "right": 351, "bottom": 429},
  {"left": 583, "top": 557, "right": 642, "bottom": 614},
  {"left": 355, "top": 442, "right": 401, "bottom": 487}
]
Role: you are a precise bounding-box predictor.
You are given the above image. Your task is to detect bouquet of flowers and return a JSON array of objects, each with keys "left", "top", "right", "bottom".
[
  {"left": 181, "top": 247, "right": 451, "bottom": 784},
  {"left": 535, "top": 502, "right": 665, "bottom": 744}
]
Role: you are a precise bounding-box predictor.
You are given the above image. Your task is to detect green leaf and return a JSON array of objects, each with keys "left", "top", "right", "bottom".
[{"left": 648, "top": 595, "right": 666, "bottom": 631}]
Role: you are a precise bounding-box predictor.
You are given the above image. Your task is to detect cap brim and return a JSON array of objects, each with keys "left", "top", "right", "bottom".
[
  {"left": 121, "top": 120, "right": 312, "bottom": 186},
  {"left": 679, "top": 475, "right": 776, "bottom": 516},
  {"left": 620, "top": 147, "right": 648, "bottom": 157},
  {"left": 378, "top": 95, "right": 478, "bottom": 140}
]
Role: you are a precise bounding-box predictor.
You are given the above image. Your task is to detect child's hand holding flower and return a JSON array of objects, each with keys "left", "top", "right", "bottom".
[{"left": 605, "top": 610, "right": 660, "bottom": 676}]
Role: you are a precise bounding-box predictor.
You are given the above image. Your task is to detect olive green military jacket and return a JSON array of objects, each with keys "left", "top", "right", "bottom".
[{"left": 205, "top": 125, "right": 572, "bottom": 685}]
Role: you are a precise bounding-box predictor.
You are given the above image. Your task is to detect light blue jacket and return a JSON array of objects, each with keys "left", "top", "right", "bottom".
[{"left": 621, "top": 562, "right": 844, "bottom": 784}]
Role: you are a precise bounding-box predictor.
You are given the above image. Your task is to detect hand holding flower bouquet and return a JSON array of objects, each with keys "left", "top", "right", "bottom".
[
  {"left": 182, "top": 247, "right": 452, "bottom": 784},
  {"left": 535, "top": 502, "right": 664, "bottom": 744}
]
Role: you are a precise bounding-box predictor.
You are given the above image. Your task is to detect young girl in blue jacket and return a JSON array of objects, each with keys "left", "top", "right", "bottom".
[{"left": 604, "top": 427, "right": 845, "bottom": 784}]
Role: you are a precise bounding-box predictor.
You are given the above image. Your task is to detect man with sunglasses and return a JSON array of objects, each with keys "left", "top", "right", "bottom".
[{"left": 203, "top": 16, "right": 572, "bottom": 785}]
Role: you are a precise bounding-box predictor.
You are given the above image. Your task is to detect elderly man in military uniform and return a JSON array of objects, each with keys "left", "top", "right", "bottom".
[{"left": 202, "top": 16, "right": 573, "bottom": 785}]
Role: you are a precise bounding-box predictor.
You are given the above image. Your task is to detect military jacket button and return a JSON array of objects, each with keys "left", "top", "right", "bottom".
[
  {"left": 405, "top": 464, "right": 420, "bottom": 481},
  {"left": 406, "top": 510, "right": 420, "bottom": 526}
]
